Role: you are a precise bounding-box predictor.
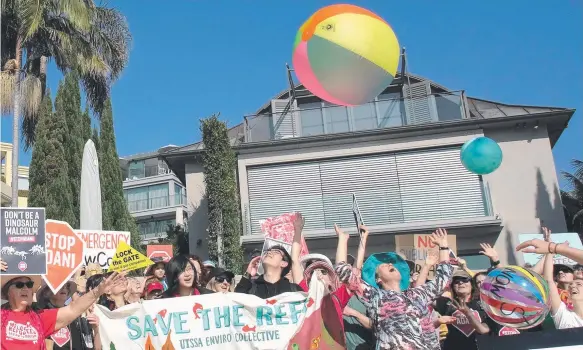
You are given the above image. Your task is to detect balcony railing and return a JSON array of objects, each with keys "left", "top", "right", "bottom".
[
  {"left": 243, "top": 90, "right": 468, "bottom": 143},
  {"left": 126, "top": 194, "right": 187, "bottom": 213},
  {"left": 123, "top": 165, "right": 173, "bottom": 181}
]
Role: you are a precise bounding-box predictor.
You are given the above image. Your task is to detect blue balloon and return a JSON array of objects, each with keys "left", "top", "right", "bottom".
[{"left": 460, "top": 137, "right": 503, "bottom": 175}]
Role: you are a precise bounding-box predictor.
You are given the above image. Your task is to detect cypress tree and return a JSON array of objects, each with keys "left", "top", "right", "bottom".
[
  {"left": 28, "top": 92, "right": 75, "bottom": 224},
  {"left": 98, "top": 99, "right": 141, "bottom": 251},
  {"left": 56, "top": 73, "right": 83, "bottom": 228},
  {"left": 92, "top": 128, "right": 100, "bottom": 151},
  {"left": 201, "top": 114, "right": 243, "bottom": 271},
  {"left": 82, "top": 106, "right": 92, "bottom": 143}
]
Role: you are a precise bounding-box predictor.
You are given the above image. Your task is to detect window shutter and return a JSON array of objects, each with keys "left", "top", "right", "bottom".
[
  {"left": 271, "top": 99, "right": 299, "bottom": 139},
  {"left": 395, "top": 147, "right": 486, "bottom": 222},
  {"left": 247, "top": 162, "right": 325, "bottom": 234},
  {"left": 402, "top": 81, "right": 438, "bottom": 125}
]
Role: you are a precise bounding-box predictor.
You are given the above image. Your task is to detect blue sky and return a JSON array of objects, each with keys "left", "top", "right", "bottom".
[{"left": 2, "top": 0, "right": 581, "bottom": 185}]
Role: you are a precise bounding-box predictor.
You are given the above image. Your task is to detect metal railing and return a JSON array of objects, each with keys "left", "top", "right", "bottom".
[
  {"left": 243, "top": 90, "right": 468, "bottom": 143},
  {"left": 123, "top": 165, "right": 173, "bottom": 181},
  {"left": 126, "top": 194, "right": 187, "bottom": 212}
]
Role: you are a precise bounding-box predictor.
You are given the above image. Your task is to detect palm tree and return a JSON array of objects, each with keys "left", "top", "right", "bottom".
[
  {"left": 561, "top": 159, "right": 583, "bottom": 237},
  {"left": 1, "top": 0, "right": 131, "bottom": 206}
]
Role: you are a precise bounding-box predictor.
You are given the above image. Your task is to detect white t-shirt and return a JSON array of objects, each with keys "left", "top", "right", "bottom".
[{"left": 552, "top": 302, "right": 583, "bottom": 329}]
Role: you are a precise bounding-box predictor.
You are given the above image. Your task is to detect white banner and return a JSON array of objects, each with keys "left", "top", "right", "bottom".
[
  {"left": 95, "top": 278, "right": 345, "bottom": 350},
  {"left": 76, "top": 230, "right": 130, "bottom": 269}
]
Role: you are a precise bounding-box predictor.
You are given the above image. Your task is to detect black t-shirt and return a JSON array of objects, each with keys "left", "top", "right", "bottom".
[
  {"left": 49, "top": 317, "right": 95, "bottom": 350},
  {"left": 435, "top": 297, "right": 488, "bottom": 350}
]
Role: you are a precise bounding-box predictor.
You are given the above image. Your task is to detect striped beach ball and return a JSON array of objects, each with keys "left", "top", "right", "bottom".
[
  {"left": 479, "top": 266, "right": 550, "bottom": 329},
  {"left": 292, "top": 4, "right": 400, "bottom": 106}
]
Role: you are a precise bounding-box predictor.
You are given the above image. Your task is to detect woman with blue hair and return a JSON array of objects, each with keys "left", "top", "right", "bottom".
[{"left": 335, "top": 228, "right": 454, "bottom": 350}]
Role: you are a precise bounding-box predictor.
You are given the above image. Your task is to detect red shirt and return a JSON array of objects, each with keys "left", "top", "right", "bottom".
[
  {"left": 1, "top": 308, "right": 59, "bottom": 350},
  {"left": 299, "top": 279, "right": 351, "bottom": 329}
]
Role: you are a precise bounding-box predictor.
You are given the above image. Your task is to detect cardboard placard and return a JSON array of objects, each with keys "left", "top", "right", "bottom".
[
  {"left": 395, "top": 234, "right": 457, "bottom": 277},
  {"left": 0, "top": 208, "right": 46, "bottom": 275}
]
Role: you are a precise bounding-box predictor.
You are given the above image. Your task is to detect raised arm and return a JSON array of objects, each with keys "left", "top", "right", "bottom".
[
  {"left": 479, "top": 243, "right": 501, "bottom": 270},
  {"left": 55, "top": 272, "right": 126, "bottom": 331},
  {"left": 414, "top": 249, "right": 438, "bottom": 287},
  {"left": 517, "top": 239, "right": 583, "bottom": 264},
  {"left": 355, "top": 225, "right": 369, "bottom": 269},
  {"left": 235, "top": 257, "right": 260, "bottom": 293},
  {"left": 543, "top": 252, "right": 562, "bottom": 314},
  {"left": 335, "top": 262, "right": 377, "bottom": 309},
  {"left": 530, "top": 227, "right": 552, "bottom": 275},
  {"left": 334, "top": 224, "right": 349, "bottom": 266},
  {"left": 290, "top": 214, "right": 305, "bottom": 284}
]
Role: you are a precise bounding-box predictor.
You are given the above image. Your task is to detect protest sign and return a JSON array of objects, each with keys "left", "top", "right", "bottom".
[
  {"left": 352, "top": 193, "right": 365, "bottom": 237},
  {"left": 109, "top": 241, "right": 153, "bottom": 273},
  {"left": 147, "top": 245, "right": 173, "bottom": 262},
  {"left": 260, "top": 212, "right": 309, "bottom": 257},
  {"left": 95, "top": 278, "right": 344, "bottom": 350},
  {"left": 44, "top": 220, "right": 85, "bottom": 293},
  {"left": 77, "top": 229, "right": 131, "bottom": 269},
  {"left": 518, "top": 232, "right": 583, "bottom": 266},
  {"left": 0, "top": 207, "right": 46, "bottom": 275},
  {"left": 395, "top": 233, "right": 457, "bottom": 277}
]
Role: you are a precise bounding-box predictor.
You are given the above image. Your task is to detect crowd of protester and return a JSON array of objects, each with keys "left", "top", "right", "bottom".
[{"left": 1, "top": 217, "right": 582, "bottom": 349}]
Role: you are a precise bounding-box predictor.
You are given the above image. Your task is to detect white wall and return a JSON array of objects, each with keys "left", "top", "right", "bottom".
[{"left": 184, "top": 162, "right": 209, "bottom": 258}]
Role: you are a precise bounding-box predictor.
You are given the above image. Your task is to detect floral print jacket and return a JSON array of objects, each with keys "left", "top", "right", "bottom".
[{"left": 335, "top": 262, "right": 454, "bottom": 350}]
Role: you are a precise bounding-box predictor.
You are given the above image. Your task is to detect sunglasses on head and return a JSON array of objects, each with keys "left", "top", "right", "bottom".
[
  {"left": 12, "top": 281, "right": 35, "bottom": 289},
  {"left": 216, "top": 276, "right": 232, "bottom": 284}
]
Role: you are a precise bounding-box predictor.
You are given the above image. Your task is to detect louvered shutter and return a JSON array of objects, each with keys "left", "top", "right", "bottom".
[
  {"left": 319, "top": 155, "right": 403, "bottom": 229},
  {"left": 247, "top": 162, "right": 325, "bottom": 234},
  {"left": 403, "top": 81, "right": 438, "bottom": 125},
  {"left": 395, "top": 147, "right": 486, "bottom": 222},
  {"left": 271, "top": 99, "right": 299, "bottom": 139}
]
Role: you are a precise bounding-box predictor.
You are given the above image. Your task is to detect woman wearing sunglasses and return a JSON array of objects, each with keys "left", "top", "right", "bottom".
[
  {"left": 206, "top": 268, "right": 235, "bottom": 293},
  {"left": 0, "top": 270, "right": 125, "bottom": 350},
  {"left": 433, "top": 269, "right": 490, "bottom": 350}
]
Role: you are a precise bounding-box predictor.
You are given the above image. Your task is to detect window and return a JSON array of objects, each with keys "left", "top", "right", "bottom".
[
  {"left": 323, "top": 103, "right": 350, "bottom": 133},
  {"left": 174, "top": 183, "right": 185, "bottom": 205},
  {"left": 128, "top": 160, "right": 145, "bottom": 179},
  {"left": 299, "top": 102, "right": 324, "bottom": 136},
  {"left": 460, "top": 254, "right": 491, "bottom": 271},
  {"left": 377, "top": 93, "right": 403, "bottom": 128},
  {"left": 124, "top": 183, "right": 170, "bottom": 211},
  {"left": 352, "top": 103, "right": 378, "bottom": 131},
  {"left": 138, "top": 219, "right": 176, "bottom": 239}
]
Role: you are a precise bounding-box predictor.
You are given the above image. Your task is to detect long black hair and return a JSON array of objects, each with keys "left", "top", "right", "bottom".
[{"left": 163, "top": 255, "right": 198, "bottom": 297}]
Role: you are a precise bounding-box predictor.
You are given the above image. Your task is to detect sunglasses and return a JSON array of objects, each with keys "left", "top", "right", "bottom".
[
  {"left": 216, "top": 276, "right": 232, "bottom": 284},
  {"left": 453, "top": 278, "right": 471, "bottom": 285},
  {"left": 12, "top": 281, "right": 35, "bottom": 289}
]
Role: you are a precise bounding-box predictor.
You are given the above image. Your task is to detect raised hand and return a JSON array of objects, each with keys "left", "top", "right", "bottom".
[
  {"left": 334, "top": 224, "right": 350, "bottom": 241},
  {"left": 451, "top": 299, "right": 471, "bottom": 315},
  {"left": 293, "top": 213, "right": 305, "bottom": 236},
  {"left": 426, "top": 249, "right": 439, "bottom": 266},
  {"left": 246, "top": 256, "right": 261, "bottom": 276},
  {"left": 86, "top": 309, "right": 100, "bottom": 329},
  {"left": 542, "top": 227, "right": 551, "bottom": 242},
  {"left": 359, "top": 225, "right": 369, "bottom": 239},
  {"left": 479, "top": 243, "right": 499, "bottom": 262},
  {"left": 96, "top": 272, "right": 127, "bottom": 296},
  {"left": 430, "top": 228, "right": 449, "bottom": 247},
  {"left": 0, "top": 259, "right": 7, "bottom": 272},
  {"left": 515, "top": 239, "right": 551, "bottom": 254}
]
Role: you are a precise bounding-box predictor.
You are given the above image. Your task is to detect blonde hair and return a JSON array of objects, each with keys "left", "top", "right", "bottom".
[{"left": 206, "top": 277, "right": 234, "bottom": 293}]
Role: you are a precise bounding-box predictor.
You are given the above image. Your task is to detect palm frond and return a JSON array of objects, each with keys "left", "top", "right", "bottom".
[
  {"left": 17, "top": 0, "right": 46, "bottom": 40},
  {"left": 0, "top": 70, "right": 16, "bottom": 114},
  {"left": 58, "top": 0, "right": 92, "bottom": 32},
  {"left": 20, "top": 103, "right": 39, "bottom": 149},
  {"left": 89, "top": 6, "right": 131, "bottom": 80}
]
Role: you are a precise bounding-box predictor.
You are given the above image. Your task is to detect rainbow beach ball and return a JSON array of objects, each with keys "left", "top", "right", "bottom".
[
  {"left": 479, "top": 266, "right": 550, "bottom": 329},
  {"left": 292, "top": 4, "right": 400, "bottom": 106}
]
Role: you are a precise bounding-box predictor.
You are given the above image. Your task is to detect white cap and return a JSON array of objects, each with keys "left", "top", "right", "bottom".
[{"left": 300, "top": 254, "right": 333, "bottom": 270}]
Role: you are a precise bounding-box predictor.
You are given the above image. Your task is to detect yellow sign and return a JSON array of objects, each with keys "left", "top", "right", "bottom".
[{"left": 109, "top": 241, "right": 154, "bottom": 273}]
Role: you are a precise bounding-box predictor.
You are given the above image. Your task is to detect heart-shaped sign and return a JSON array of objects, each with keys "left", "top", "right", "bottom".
[
  {"left": 498, "top": 326, "right": 520, "bottom": 336},
  {"left": 51, "top": 327, "right": 71, "bottom": 347},
  {"left": 451, "top": 309, "right": 481, "bottom": 337}
]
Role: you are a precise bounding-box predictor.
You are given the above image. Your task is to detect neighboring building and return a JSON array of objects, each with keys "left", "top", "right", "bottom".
[
  {"left": 1, "top": 142, "right": 29, "bottom": 207},
  {"left": 120, "top": 145, "right": 188, "bottom": 244},
  {"left": 163, "top": 73, "right": 574, "bottom": 268}
]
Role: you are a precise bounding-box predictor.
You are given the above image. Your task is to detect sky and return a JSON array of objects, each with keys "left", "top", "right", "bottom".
[{"left": 1, "top": 0, "right": 582, "bottom": 186}]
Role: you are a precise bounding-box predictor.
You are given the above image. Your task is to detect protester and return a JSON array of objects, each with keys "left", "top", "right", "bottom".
[
  {"left": 543, "top": 247, "right": 583, "bottom": 329},
  {"left": 235, "top": 245, "right": 301, "bottom": 298},
  {"left": 434, "top": 269, "right": 490, "bottom": 350},
  {"left": 144, "top": 258, "right": 168, "bottom": 292},
  {"left": 142, "top": 281, "right": 164, "bottom": 300},
  {"left": 85, "top": 273, "right": 127, "bottom": 311},
  {"left": 574, "top": 264, "right": 583, "bottom": 279},
  {"left": 554, "top": 264, "right": 575, "bottom": 309},
  {"left": 36, "top": 280, "right": 99, "bottom": 350},
  {"left": 336, "top": 228, "right": 453, "bottom": 349},
  {"left": 206, "top": 268, "right": 235, "bottom": 293},
  {"left": 162, "top": 255, "right": 213, "bottom": 297},
  {"left": 124, "top": 277, "right": 143, "bottom": 304},
  {"left": 1, "top": 269, "right": 124, "bottom": 349}
]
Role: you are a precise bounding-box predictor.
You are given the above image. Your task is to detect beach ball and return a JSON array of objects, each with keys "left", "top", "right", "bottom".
[
  {"left": 292, "top": 4, "right": 400, "bottom": 106},
  {"left": 460, "top": 137, "right": 503, "bottom": 175},
  {"left": 480, "top": 266, "right": 550, "bottom": 329}
]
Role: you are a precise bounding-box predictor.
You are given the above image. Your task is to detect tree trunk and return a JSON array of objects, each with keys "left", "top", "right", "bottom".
[
  {"left": 39, "top": 56, "right": 47, "bottom": 96},
  {"left": 10, "top": 37, "right": 22, "bottom": 207}
]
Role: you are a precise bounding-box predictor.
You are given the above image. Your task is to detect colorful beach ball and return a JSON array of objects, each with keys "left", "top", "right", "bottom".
[
  {"left": 480, "top": 266, "right": 550, "bottom": 329},
  {"left": 460, "top": 137, "right": 503, "bottom": 175},
  {"left": 292, "top": 4, "right": 400, "bottom": 106}
]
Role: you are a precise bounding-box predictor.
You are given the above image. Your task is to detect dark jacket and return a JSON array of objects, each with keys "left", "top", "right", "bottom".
[{"left": 235, "top": 275, "right": 302, "bottom": 299}]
